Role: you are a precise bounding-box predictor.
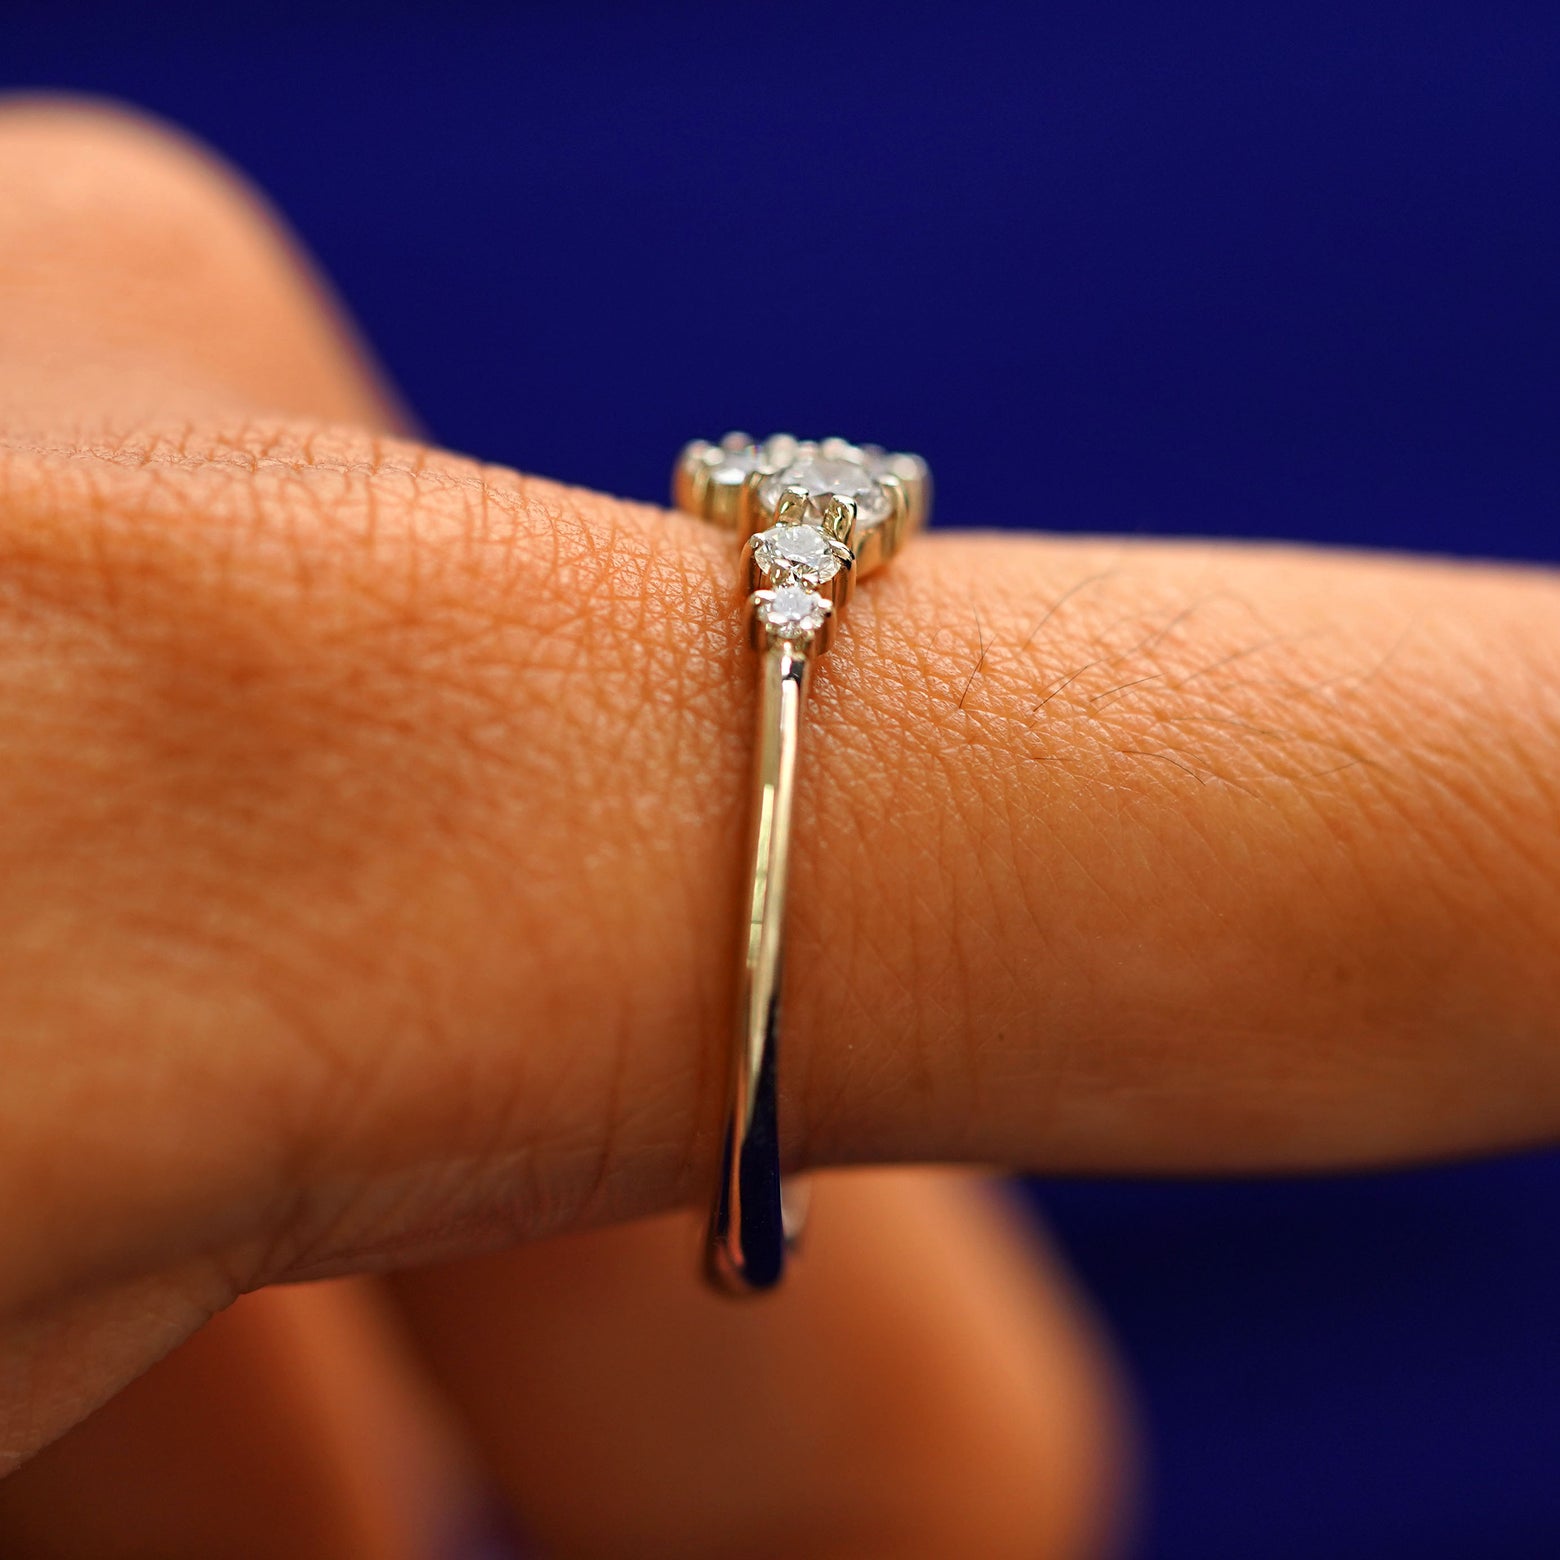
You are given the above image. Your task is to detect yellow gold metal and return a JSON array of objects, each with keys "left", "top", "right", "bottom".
[
  {"left": 706, "top": 636, "right": 810, "bottom": 1290},
  {"left": 672, "top": 433, "right": 929, "bottom": 1294}
]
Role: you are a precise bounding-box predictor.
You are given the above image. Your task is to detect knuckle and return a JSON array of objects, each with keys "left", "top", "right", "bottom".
[
  {"left": 0, "top": 97, "right": 390, "bottom": 427},
  {"left": 0, "top": 95, "right": 266, "bottom": 267}
]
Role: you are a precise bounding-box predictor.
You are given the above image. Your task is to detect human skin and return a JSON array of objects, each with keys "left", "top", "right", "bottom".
[{"left": 0, "top": 98, "right": 1557, "bottom": 1557}]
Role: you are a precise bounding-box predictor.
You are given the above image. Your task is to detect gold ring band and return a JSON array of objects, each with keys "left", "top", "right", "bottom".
[{"left": 672, "top": 434, "right": 932, "bottom": 1294}]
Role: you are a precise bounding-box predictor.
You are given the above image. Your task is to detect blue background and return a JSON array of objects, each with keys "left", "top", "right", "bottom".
[{"left": 8, "top": 3, "right": 1559, "bottom": 1555}]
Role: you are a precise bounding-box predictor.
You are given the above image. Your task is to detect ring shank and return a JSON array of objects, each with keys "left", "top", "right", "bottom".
[{"left": 705, "top": 640, "right": 810, "bottom": 1293}]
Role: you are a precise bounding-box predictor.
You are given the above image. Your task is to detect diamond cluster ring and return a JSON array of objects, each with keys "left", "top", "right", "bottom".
[{"left": 673, "top": 434, "right": 932, "bottom": 1293}]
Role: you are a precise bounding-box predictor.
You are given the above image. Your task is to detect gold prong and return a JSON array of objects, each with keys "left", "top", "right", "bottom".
[
  {"left": 853, "top": 524, "right": 886, "bottom": 576},
  {"left": 674, "top": 439, "right": 714, "bottom": 516},
  {"left": 819, "top": 492, "right": 856, "bottom": 545},
  {"left": 705, "top": 471, "right": 747, "bottom": 531},
  {"left": 874, "top": 472, "right": 908, "bottom": 562},
  {"left": 827, "top": 537, "right": 856, "bottom": 609},
  {"left": 774, "top": 485, "right": 811, "bottom": 524},
  {"left": 884, "top": 453, "right": 930, "bottom": 529},
  {"left": 741, "top": 532, "right": 762, "bottom": 595},
  {"left": 730, "top": 469, "right": 759, "bottom": 541}
]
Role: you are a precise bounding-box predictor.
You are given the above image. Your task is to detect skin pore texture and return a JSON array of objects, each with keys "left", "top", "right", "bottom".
[{"left": 0, "top": 97, "right": 1557, "bottom": 1559}]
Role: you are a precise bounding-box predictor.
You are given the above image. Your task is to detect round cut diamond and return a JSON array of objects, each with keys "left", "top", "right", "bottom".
[
  {"left": 756, "top": 586, "right": 830, "bottom": 640},
  {"left": 752, "top": 523, "right": 844, "bottom": 587},
  {"left": 706, "top": 444, "right": 761, "bottom": 487},
  {"left": 757, "top": 450, "right": 891, "bottom": 527}
]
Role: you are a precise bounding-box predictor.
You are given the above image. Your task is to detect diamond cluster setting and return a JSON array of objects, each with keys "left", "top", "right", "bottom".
[
  {"left": 678, "top": 435, "right": 924, "bottom": 532},
  {"left": 755, "top": 451, "right": 892, "bottom": 529},
  {"left": 674, "top": 433, "right": 930, "bottom": 652}
]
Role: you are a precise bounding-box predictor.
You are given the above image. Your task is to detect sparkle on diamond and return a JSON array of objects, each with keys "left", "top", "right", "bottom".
[
  {"left": 756, "top": 586, "right": 830, "bottom": 640},
  {"left": 705, "top": 445, "right": 761, "bottom": 486},
  {"left": 752, "top": 524, "right": 843, "bottom": 587},
  {"left": 756, "top": 451, "right": 891, "bottom": 527}
]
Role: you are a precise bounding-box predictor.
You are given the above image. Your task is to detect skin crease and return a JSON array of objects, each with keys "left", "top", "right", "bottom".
[{"left": 0, "top": 95, "right": 1558, "bottom": 1556}]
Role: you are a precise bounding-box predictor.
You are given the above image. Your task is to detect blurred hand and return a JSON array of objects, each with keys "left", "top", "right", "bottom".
[{"left": 0, "top": 99, "right": 1556, "bottom": 1558}]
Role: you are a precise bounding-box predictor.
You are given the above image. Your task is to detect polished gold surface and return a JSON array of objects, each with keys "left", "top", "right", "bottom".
[{"left": 673, "top": 434, "right": 929, "bottom": 1293}]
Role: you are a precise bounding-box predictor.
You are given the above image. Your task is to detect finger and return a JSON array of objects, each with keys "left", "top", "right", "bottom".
[
  {"left": 0, "top": 96, "right": 417, "bottom": 1463},
  {"left": 10, "top": 426, "right": 1559, "bottom": 1303},
  {"left": 0, "top": 1278, "right": 469, "bottom": 1559},
  {"left": 4, "top": 106, "right": 1560, "bottom": 1350},
  {"left": 390, "top": 1170, "right": 1126, "bottom": 1560}
]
